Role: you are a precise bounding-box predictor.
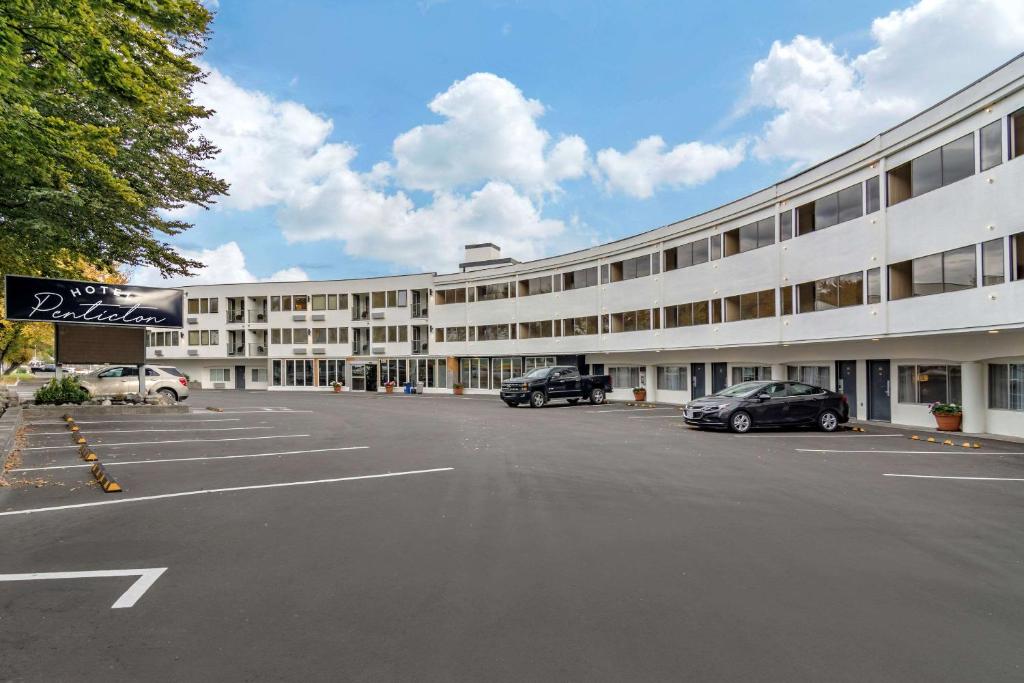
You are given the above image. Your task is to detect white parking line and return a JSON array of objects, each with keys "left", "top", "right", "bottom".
[
  {"left": 734, "top": 434, "right": 903, "bottom": 438},
  {"left": 21, "top": 434, "right": 310, "bottom": 451},
  {"left": 0, "top": 568, "right": 167, "bottom": 608},
  {"left": 0, "top": 467, "right": 454, "bottom": 517},
  {"left": 219, "top": 410, "right": 315, "bottom": 414},
  {"left": 29, "top": 426, "right": 270, "bottom": 436},
  {"left": 883, "top": 473, "right": 1024, "bottom": 482},
  {"left": 796, "top": 448, "right": 1024, "bottom": 455},
  {"left": 31, "top": 418, "right": 242, "bottom": 426},
  {"left": 626, "top": 414, "right": 688, "bottom": 419},
  {"left": 584, "top": 407, "right": 677, "bottom": 414},
  {"left": 12, "top": 446, "right": 370, "bottom": 472}
]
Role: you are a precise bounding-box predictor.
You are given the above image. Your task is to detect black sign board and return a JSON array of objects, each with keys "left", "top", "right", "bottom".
[
  {"left": 56, "top": 324, "right": 146, "bottom": 365},
  {"left": 4, "top": 275, "right": 183, "bottom": 329}
]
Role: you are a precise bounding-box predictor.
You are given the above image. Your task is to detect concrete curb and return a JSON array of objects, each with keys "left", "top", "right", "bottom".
[
  {"left": 0, "top": 406, "right": 23, "bottom": 464},
  {"left": 23, "top": 404, "right": 191, "bottom": 420}
]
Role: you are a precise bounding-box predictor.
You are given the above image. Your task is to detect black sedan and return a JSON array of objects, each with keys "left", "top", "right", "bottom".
[{"left": 683, "top": 380, "right": 849, "bottom": 433}]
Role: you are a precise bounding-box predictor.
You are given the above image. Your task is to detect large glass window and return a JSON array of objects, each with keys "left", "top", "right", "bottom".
[
  {"left": 656, "top": 366, "right": 688, "bottom": 391},
  {"left": 609, "top": 367, "right": 642, "bottom": 390},
  {"left": 982, "top": 238, "right": 1005, "bottom": 286},
  {"left": 563, "top": 267, "right": 598, "bottom": 290},
  {"left": 787, "top": 365, "right": 830, "bottom": 388},
  {"left": 897, "top": 364, "right": 961, "bottom": 404},
  {"left": 865, "top": 176, "right": 880, "bottom": 214},
  {"left": 889, "top": 133, "right": 976, "bottom": 204},
  {"left": 891, "top": 245, "right": 978, "bottom": 300},
  {"left": 779, "top": 210, "right": 793, "bottom": 241},
  {"left": 524, "top": 356, "right": 557, "bottom": 372},
  {"left": 867, "top": 268, "right": 882, "bottom": 304},
  {"left": 989, "top": 363, "right": 1024, "bottom": 411},
  {"left": 980, "top": 120, "right": 1003, "bottom": 171},
  {"left": 731, "top": 366, "right": 771, "bottom": 384}
]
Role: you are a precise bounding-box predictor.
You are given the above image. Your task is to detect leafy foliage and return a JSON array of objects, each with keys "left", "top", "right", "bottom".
[
  {"left": 0, "top": 0, "right": 229, "bottom": 281},
  {"left": 34, "top": 375, "right": 90, "bottom": 404},
  {"left": 928, "top": 402, "right": 962, "bottom": 416}
]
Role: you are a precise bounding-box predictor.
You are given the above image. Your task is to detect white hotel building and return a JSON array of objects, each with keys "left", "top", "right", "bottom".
[{"left": 148, "top": 56, "right": 1024, "bottom": 438}]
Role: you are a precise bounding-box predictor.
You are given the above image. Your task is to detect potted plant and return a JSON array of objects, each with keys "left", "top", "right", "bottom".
[
  {"left": 384, "top": 380, "right": 396, "bottom": 394},
  {"left": 929, "top": 402, "right": 962, "bottom": 431},
  {"left": 632, "top": 386, "right": 647, "bottom": 401},
  {"left": 330, "top": 380, "right": 343, "bottom": 393},
  {"left": 453, "top": 382, "right": 464, "bottom": 396}
]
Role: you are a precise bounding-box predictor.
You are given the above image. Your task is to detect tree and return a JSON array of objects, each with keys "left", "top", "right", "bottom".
[{"left": 0, "top": 0, "right": 229, "bottom": 282}]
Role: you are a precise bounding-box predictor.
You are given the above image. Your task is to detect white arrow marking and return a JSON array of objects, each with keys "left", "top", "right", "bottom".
[{"left": 0, "top": 568, "right": 167, "bottom": 608}]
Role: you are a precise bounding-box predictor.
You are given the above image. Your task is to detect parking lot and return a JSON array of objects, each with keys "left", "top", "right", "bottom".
[{"left": 2, "top": 389, "right": 1023, "bottom": 682}]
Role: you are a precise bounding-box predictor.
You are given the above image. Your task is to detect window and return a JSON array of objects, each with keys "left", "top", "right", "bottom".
[
  {"left": 519, "top": 276, "right": 553, "bottom": 296},
  {"left": 664, "top": 301, "right": 710, "bottom": 328},
  {"left": 524, "top": 356, "right": 557, "bottom": 372},
  {"left": 459, "top": 358, "right": 490, "bottom": 389},
  {"left": 723, "top": 218, "right": 774, "bottom": 257},
  {"left": 780, "top": 286, "right": 793, "bottom": 315},
  {"left": 838, "top": 271, "right": 864, "bottom": 307},
  {"left": 787, "top": 366, "right": 830, "bottom": 388},
  {"left": 723, "top": 289, "right": 775, "bottom": 321},
  {"left": 889, "top": 245, "right": 977, "bottom": 300},
  {"left": 867, "top": 268, "right": 881, "bottom": 304},
  {"left": 187, "top": 330, "right": 218, "bottom": 346},
  {"left": 316, "top": 359, "right": 345, "bottom": 387},
  {"left": 980, "top": 121, "right": 1002, "bottom": 171},
  {"left": 312, "top": 328, "right": 327, "bottom": 344},
  {"left": 988, "top": 363, "right": 1024, "bottom": 411},
  {"left": 370, "top": 291, "right": 384, "bottom": 309},
  {"left": 563, "top": 267, "right": 598, "bottom": 290},
  {"left": 779, "top": 210, "right": 793, "bottom": 241},
  {"left": 293, "top": 328, "right": 309, "bottom": 344},
  {"left": 445, "top": 327, "right": 466, "bottom": 342},
  {"left": 664, "top": 238, "right": 710, "bottom": 271},
  {"left": 609, "top": 255, "right": 652, "bottom": 282},
  {"left": 271, "top": 359, "right": 314, "bottom": 387},
  {"left": 372, "top": 326, "right": 386, "bottom": 344},
  {"left": 888, "top": 133, "right": 976, "bottom": 205},
  {"left": 187, "top": 297, "right": 218, "bottom": 315},
  {"left": 657, "top": 366, "right": 687, "bottom": 391},
  {"left": 327, "top": 294, "right": 338, "bottom": 310},
  {"left": 476, "top": 324, "right": 509, "bottom": 341},
  {"left": 982, "top": 238, "right": 1004, "bottom": 286},
  {"left": 338, "top": 294, "right": 349, "bottom": 310},
  {"left": 562, "top": 316, "right": 599, "bottom": 336},
  {"left": 865, "top": 176, "right": 880, "bottom": 214},
  {"left": 251, "top": 368, "right": 268, "bottom": 384},
  {"left": 710, "top": 235, "right": 721, "bottom": 260},
  {"left": 210, "top": 368, "right": 231, "bottom": 383},
  {"left": 897, "top": 364, "right": 961, "bottom": 404},
  {"left": 731, "top": 366, "right": 771, "bottom": 384},
  {"left": 609, "top": 309, "right": 651, "bottom": 333},
  {"left": 148, "top": 331, "right": 179, "bottom": 347},
  {"left": 609, "top": 367, "right": 642, "bottom": 390},
  {"left": 519, "top": 320, "right": 554, "bottom": 339},
  {"left": 796, "top": 272, "right": 862, "bottom": 312},
  {"left": 796, "top": 181, "right": 863, "bottom": 234},
  {"left": 293, "top": 295, "right": 308, "bottom": 312},
  {"left": 1012, "top": 108, "right": 1024, "bottom": 160},
  {"left": 476, "top": 283, "right": 510, "bottom": 301},
  {"left": 312, "top": 294, "right": 326, "bottom": 311},
  {"left": 437, "top": 288, "right": 467, "bottom": 305},
  {"left": 271, "top": 296, "right": 281, "bottom": 312},
  {"left": 1014, "top": 232, "right": 1024, "bottom": 281}
]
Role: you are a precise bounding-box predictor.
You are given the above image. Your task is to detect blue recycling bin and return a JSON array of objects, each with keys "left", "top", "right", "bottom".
[{"left": 404, "top": 383, "right": 413, "bottom": 394}]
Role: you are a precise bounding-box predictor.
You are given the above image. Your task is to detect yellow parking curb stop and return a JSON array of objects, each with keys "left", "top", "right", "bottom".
[
  {"left": 910, "top": 435, "right": 920, "bottom": 440},
  {"left": 90, "top": 463, "right": 122, "bottom": 493},
  {"left": 942, "top": 439, "right": 954, "bottom": 446},
  {"left": 69, "top": 424, "right": 80, "bottom": 432},
  {"left": 926, "top": 437, "right": 936, "bottom": 443},
  {"left": 206, "top": 406, "right": 224, "bottom": 412}
]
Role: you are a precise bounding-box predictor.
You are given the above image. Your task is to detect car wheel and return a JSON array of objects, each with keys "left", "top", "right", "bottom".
[
  {"left": 529, "top": 391, "right": 546, "bottom": 408},
  {"left": 567, "top": 398, "right": 580, "bottom": 405},
  {"left": 504, "top": 401, "right": 519, "bottom": 408},
  {"left": 818, "top": 410, "right": 840, "bottom": 432},
  {"left": 157, "top": 388, "right": 177, "bottom": 401},
  {"left": 729, "top": 410, "right": 753, "bottom": 433},
  {"left": 589, "top": 388, "right": 606, "bottom": 405}
]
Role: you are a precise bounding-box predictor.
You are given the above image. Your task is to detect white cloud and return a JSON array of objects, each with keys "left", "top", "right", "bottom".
[
  {"left": 128, "top": 242, "right": 308, "bottom": 286},
  {"left": 747, "top": 0, "right": 1024, "bottom": 166},
  {"left": 596, "top": 136, "right": 746, "bottom": 199},
  {"left": 391, "top": 73, "right": 589, "bottom": 193}
]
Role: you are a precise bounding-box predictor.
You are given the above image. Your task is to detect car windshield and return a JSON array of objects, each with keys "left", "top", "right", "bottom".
[
  {"left": 524, "top": 367, "right": 553, "bottom": 379},
  {"left": 714, "top": 381, "right": 768, "bottom": 398}
]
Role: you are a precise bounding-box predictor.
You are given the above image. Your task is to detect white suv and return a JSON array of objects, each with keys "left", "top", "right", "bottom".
[{"left": 79, "top": 365, "right": 190, "bottom": 401}]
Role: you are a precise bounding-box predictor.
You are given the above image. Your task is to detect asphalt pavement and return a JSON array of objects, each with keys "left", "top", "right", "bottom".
[{"left": 1, "top": 389, "right": 1022, "bottom": 682}]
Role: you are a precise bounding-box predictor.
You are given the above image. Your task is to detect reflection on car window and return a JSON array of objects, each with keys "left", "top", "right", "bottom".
[
  {"left": 98, "top": 367, "right": 123, "bottom": 378},
  {"left": 525, "top": 367, "right": 552, "bottom": 379},
  {"left": 787, "top": 383, "right": 820, "bottom": 396},
  {"left": 716, "top": 381, "right": 766, "bottom": 398},
  {"left": 766, "top": 383, "right": 787, "bottom": 397}
]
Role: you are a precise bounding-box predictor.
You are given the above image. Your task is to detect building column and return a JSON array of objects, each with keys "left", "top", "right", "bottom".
[
  {"left": 645, "top": 365, "right": 656, "bottom": 401},
  {"left": 960, "top": 361, "right": 986, "bottom": 434},
  {"left": 771, "top": 364, "right": 787, "bottom": 381}
]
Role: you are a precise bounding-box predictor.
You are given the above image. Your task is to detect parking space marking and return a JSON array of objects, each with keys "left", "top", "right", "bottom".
[
  {"left": 883, "top": 474, "right": 1024, "bottom": 482},
  {"left": 0, "top": 467, "right": 454, "bottom": 517},
  {"left": 796, "top": 448, "right": 1024, "bottom": 455},
  {"left": 31, "top": 418, "right": 242, "bottom": 426},
  {"left": 219, "top": 409, "right": 315, "bottom": 414},
  {"left": 0, "top": 568, "right": 167, "bottom": 609},
  {"left": 12, "top": 446, "right": 370, "bottom": 472},
  {"left": 29, "top": 426, "right": 270, "bottom": 436},
  {"left": 626, "top": 414, "right": 687, "bottom": 419},
  {"left": 734, "top": 434, "right": 903, "bottom": 438},
  {"left": 22, "top": 434, "right": 310, "bottom": 451}
]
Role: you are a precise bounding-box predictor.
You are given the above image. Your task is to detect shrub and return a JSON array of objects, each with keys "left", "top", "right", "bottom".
[{"left": 34, "top": 376, "right": 90, "bottom": 405}]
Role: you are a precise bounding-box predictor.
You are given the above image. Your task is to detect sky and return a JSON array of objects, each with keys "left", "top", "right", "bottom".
[{"left": 130, "top": 0, "right": 1024, "bottom": 285}]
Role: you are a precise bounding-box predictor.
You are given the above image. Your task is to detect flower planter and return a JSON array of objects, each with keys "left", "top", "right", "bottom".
[
  {"left": 385, "top": 385, "right": 394, "bottom": 394},
  {"left": 453, "top": 386, "right": 464, "bottom": 396},
  {"left": 332, "top": 385, "right": 341, "bottom": 393},
  {"left": 633, "top": 389, "right": 647, "bottom": 401},
  {"left": 934, "top": 413, "right": 962, "bottom": 431}
]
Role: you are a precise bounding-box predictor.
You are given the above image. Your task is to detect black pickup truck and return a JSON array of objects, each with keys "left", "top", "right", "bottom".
[{"left": 500, "top": 365, "right": 613, "bottom": 408}]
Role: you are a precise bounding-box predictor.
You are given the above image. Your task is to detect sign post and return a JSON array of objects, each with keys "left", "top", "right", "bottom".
[{"left": 3, "top": 275, "right": 183, "bottom": 398}]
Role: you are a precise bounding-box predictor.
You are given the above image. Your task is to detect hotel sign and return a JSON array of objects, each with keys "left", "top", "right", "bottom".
[{"left": 4, "top": 275, "right": 183, "bottom": 329}]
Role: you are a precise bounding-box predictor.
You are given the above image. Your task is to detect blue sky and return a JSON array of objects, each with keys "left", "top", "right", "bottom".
[{"left": 133, "top": 0, "right": 1024, "bottom": 284}]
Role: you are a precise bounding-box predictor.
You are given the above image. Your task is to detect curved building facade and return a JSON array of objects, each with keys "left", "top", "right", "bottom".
[{"left": 148, "top": 55, "right": 1024, "bottom": 437}]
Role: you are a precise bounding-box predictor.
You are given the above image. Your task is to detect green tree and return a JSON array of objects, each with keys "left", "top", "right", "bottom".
[{"left": 0, "top": 0, "right": 229, "bottom": 281}]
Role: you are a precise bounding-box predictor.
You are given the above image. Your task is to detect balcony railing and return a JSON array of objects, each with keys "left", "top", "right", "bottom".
[
  {"left": 352, "top": 342, "right": 369, "bottom": 356},
  {"left": 248, "top": 343, "right": 267, "bottom": 357},
  {"left": 227, "top": 343, "right": 246, "bottom": 357},
  {"left": 412, "top": 305, "right": 428, "bottom": 318},
  {"left": 226, "top": 311, "right": 246, "bottom": 324},
  {"left": 247, "top": 309, "right": 268, "bottom": 324},
  {"left": 412, "top": 341, "right": 429, "bottom": 355}
]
